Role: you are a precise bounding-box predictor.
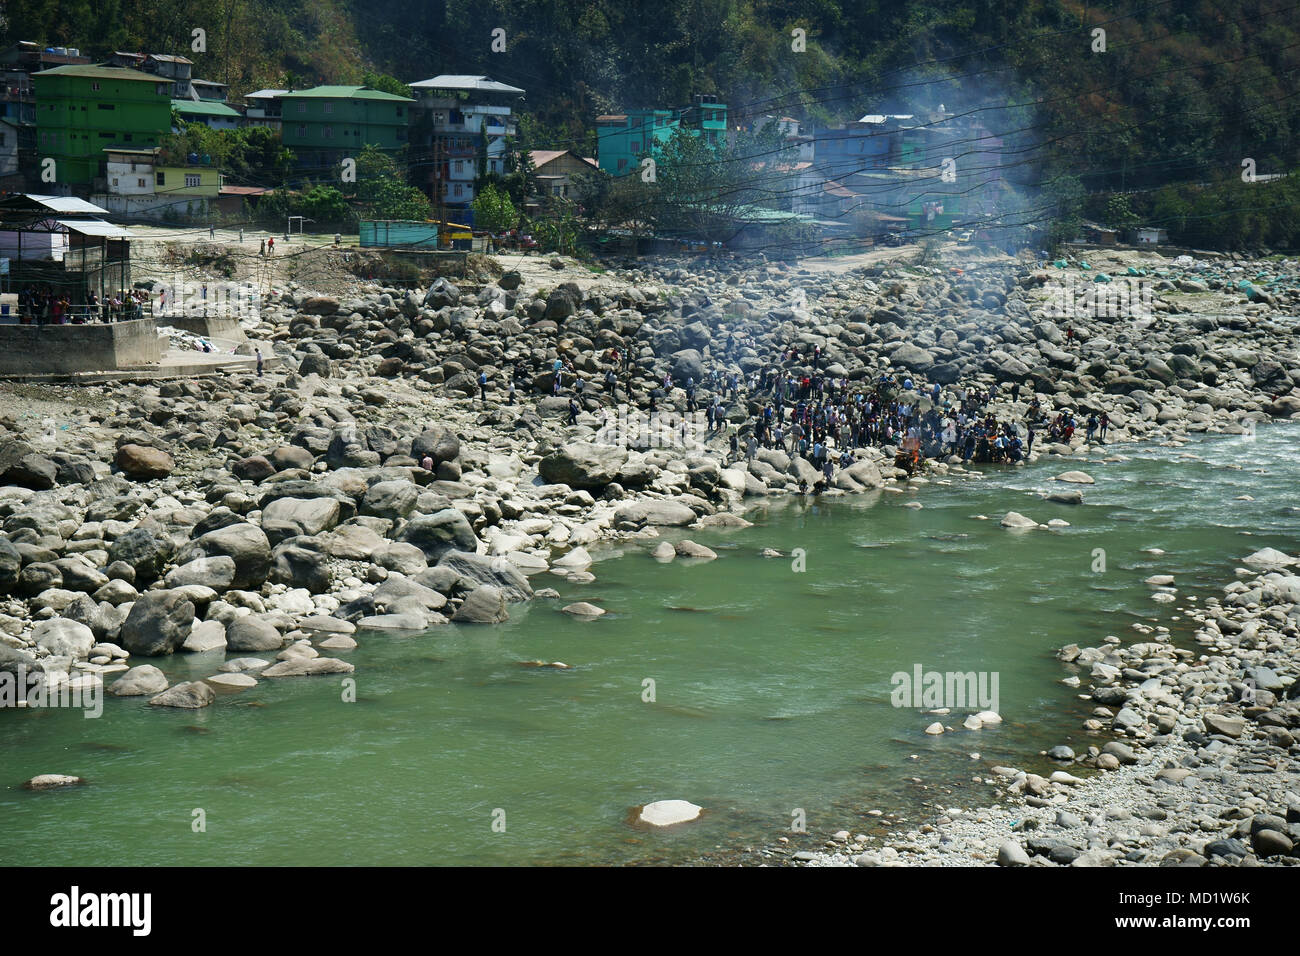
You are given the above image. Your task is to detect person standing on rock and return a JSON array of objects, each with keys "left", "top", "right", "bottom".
[
  {"left": 746, "top": 435, "right": 757, "bottom": 464},
  {"left": 478, "top": 369, "right": 488, "bottom": 402},
  {"left": 568, "top": 396, "right": 579, "bottom": 426},
  {"left": 421, "top": 454, "right": 434, "bottom": 471},
  {"left": 256, "top": 348, "right": 264, "bottom": 377},
  {"left": 260, "top": 238, "right": 266, "bottom": 257},
  {"left": 1099, "top": 412, "right": 1110, "bottom": 443}
]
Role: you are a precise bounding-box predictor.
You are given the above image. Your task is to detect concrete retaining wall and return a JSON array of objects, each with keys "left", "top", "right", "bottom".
[
  {"left": 161, "top": 314, "right": 247, "bottom": 343},
  {"left": 0, "top": 318, "right": 163, "bottom": 376}
]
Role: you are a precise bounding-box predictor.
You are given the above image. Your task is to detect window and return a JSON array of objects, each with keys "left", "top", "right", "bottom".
[
  {"left": 297, "top": 125, "right": 306, "bottom": 137},
  {"left": 453, "top": 160, "right": 463, "bottom": 173},
  {"left": 91, "top": 82, "right": 100, "bottom": 91},
  {"left": 632, "top": 141, "right": 640, "bottom": 152},
  {"left": 617, "top": 158, "right": 627, "bottom": 172},
  {"left": 156, "top": 171, "right": 165, "bottom": 185},
  {"left": 324, "top": 126, "right": 333, "bottom": 138},
  {"left": 296, "top": 102, "right": 306, "bottom": 113},
  {"left": 97, "top": 103, "right": 115, "bottom": 110},
  {"left": 137, "top": 178, "right": 145, "bottom": 187},
  {"left": 324, "top": 101, "right": 334, "bottom": 113},
  {"left": 111, "top": 177, "right": 118, "bottom": 186},
  {"left": 185, "top": 173, "right": 200, "bottom": 187},
  {"left": 395, "top": 107, "right": 403, "bottom": 117}
]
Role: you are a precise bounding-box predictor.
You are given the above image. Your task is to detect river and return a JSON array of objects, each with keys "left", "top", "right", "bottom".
[{"left": 3, "top": 424, "right": 1297, "bottom": 865}]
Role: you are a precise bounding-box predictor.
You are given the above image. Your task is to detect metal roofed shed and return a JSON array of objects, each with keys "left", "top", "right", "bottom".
[
  {"left": 0, "top": 194, "right": 133, "bottom": 305},
  {"left": 56, "top": 219, "right": 134, "bottom": 238},
  {"left": 13, "top": 194, "right": 110, "bottom": 215}
]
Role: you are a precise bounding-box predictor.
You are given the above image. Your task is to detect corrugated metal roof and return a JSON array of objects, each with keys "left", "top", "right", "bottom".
[
  {"left": 173, "top": 99, "right": 240, "bottom": 117},
  {"left": 32, "top": 64, "right": 162, "bottom": 83},
  {"left": 57, "top": 219, "right": 133, "bottom": 237},
  {"left": 24, "top": 194, "right": 111, "bottom": 214},
  {"left": 279, "top": 85, "right": 413, "bottom": 102},
  {"left": 246, "top": 89, "right": 287, "bottom": 99},
  {"left": 410, "top": 75, "right": 524, "bottom": 95}
]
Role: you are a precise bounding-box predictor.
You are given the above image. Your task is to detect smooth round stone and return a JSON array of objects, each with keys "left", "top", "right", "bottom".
[
  {"left": 639, "top": 799, "right": 703, "bottom": 826},
  {"left": 204, "top": 672, "right": 258, "bottom": 693},
  {"left": 316, "top": 635, "right": 358, "bottom": 650},
  {"left": 561, "top": 602, "right": 605, "bottom": 618}
]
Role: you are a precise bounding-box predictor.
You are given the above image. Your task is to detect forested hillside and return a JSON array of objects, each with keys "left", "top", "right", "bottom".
[{"left": 3, "top": 0, "right": 1298, "bottom": 245}]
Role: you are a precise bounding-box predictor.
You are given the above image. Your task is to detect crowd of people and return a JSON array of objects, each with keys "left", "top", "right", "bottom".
[
  {"left": 14, "top": 285, "right": 151, "bottom": 324},
  {"left": 492, "top": 337, "right": 1111, "bottom": 494}
]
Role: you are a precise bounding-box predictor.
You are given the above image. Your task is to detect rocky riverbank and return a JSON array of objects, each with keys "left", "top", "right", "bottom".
[
  {"left": 2, "top": 247, "right": 1298, "bottom": 835},
  {"left": 793, "top": 543, "right": 1300, "bottom": 867}
]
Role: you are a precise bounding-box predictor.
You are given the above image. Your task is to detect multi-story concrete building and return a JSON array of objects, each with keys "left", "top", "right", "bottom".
[
  {"left": 32, "top": 64, "right": 172, "bottom": 186},
  {"left": 242, "top": 90, "right": 286, "bottom": 132},
  {"left": 596, "top": 95, "right": 728, "bottom": 176},
  {"left": 407, "top": 75, "right": 523, "bottom": 212},
  {"left": 280, "top": 85, "right": 414, "bottom": 171},
  {"left": 93, "top": 146, "right": 222, "bottom": 221}
]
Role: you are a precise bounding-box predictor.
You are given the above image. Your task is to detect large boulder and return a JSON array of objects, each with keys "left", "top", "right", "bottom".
[
  {"left": 437, "top": 551, "right": 534, "bottom": 603},
  {"left": 119, "top": 590, "right": 195, "bottom": 656},
  {"left": 613, "top": 499, "right": 697, "bottom": 529},
  {"left": 0, "top": 537, "right": 20, "bottom": 591},
  {"left": 398, "top": 509, "right": 478, "bottom": 562},
  {"left": 32, "top": 618, "right": 95, "bottom": 659},
  {"left": 538, "top": 442, "right": 629, "bottom": 490},
  {"left": 423, "top": 278, "right": 460, "bottom": 310},
  {"left": 410, "top": 428, "right": 460, "bottom": 466},
  {"left": 149, "top": 680, "right": 214, "bottom": 709},
  {"left": 670, "top": 349, "right": 706, "bottom": 383},
  {"left": 115, "top": 444, "right": 175, "bottom": 480},
  {"left": 362, "top": 480, "right": 420, "bottom": 520},
  {"left": 110, "top": 664, "right": 169, "bottom": 697},
  {"left": 165, "top": 554, "right": 237, "bottom": 590},
  {"left": 452, "top": 584, "right": 509, "bottom": 623},
  {"left": 890, "top": 343, "right": 935, "bottom": 372},
  {"left": 179, "top": 523, "right": 271, "bottom": 590},
  {"left": 268, "top": 544, "right": 333, "bottom": 593},
  {"left": 260, "top": 497, "right": 341, "bottom": 542},
  {"left": 225, "top": 615, "right": 285, "bottom": 652},
  {"left": 4, "top": 453, "right": 57, "bottom": 490},
  {"left": 108, "top": 528, "right": 173, "bottom": 582}
]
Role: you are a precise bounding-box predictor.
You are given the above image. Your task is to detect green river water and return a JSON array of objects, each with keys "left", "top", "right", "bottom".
[{"left": 3, "top": 424, "right": 1297, "bottom": 866}]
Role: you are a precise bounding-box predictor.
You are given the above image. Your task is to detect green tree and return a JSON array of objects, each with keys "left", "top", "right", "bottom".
[
  {"left": 360, "top": 71, "right": 411, "bottom": 98},
  {"left": 471, "top": 183, "right": 518, "bottom": 234}
]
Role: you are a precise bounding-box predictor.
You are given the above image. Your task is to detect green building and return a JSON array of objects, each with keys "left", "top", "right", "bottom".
[
  {"left": 279, "top": 85, "right": 414, "bottom": 170},
  {"left": 32, "top": 64, "right": 172, "bottom": 185},
  {"left": 596, "top": 96, "right": 728, "bottom": 176}
]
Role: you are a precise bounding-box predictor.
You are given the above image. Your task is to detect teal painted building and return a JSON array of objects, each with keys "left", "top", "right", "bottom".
[{"left": 596, "top": 96, "right": 727, "bottom": 176}]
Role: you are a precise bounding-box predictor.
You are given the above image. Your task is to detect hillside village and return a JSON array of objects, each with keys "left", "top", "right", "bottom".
[{"left": 0, "top": 39, "right": 1030, "bottom": 251}]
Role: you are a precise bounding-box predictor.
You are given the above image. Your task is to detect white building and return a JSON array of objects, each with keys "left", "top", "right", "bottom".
[{"left": 408, "top": 75, "right": 524, "bottom": 209}]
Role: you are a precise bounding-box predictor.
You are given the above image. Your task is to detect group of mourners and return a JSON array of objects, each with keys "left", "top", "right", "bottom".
[
  {"left": 482, "top": 336, "right": 1110, "bottom": 493},
  {"left": 15, "top": 285, "right": 149, "bottom": 324}
]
